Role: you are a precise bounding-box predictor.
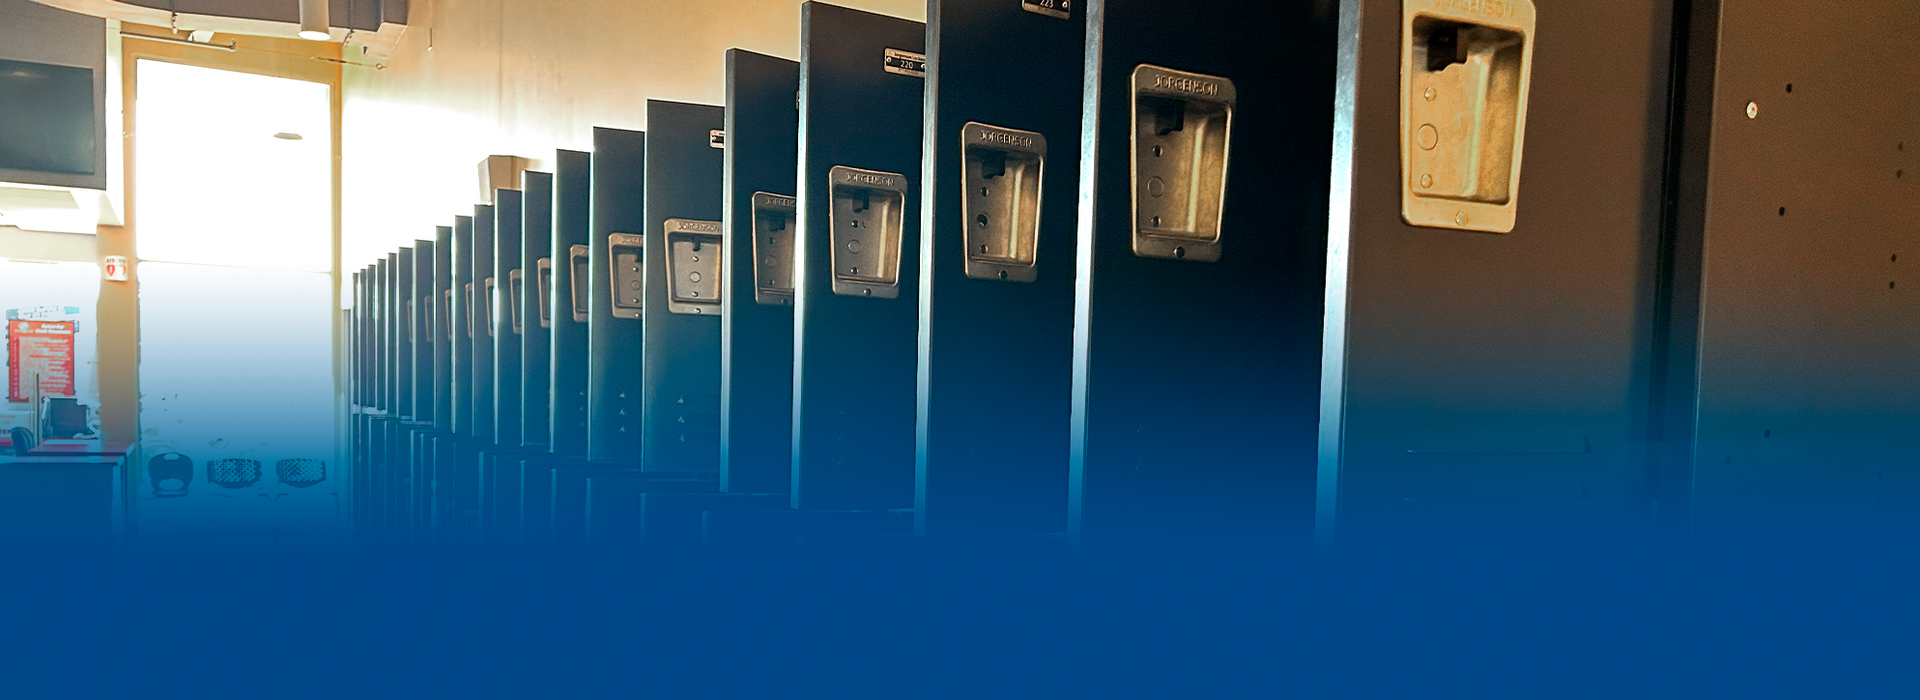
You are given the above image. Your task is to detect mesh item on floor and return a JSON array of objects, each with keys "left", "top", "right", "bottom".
[
  {"left": 7, "top": 427, "right": 33, "bottom": 456},
  {"left": 276, "top": 458, "right": 326, "bottom": 488},
  {"left": 149, "top": 452, "right": 193, "bottom": 496},
  {"left": 207, "top": 459, "right": 262, "bottom": 489}
]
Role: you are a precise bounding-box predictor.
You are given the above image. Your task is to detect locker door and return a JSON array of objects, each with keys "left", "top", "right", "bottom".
[
  {"left": 721, "top": 50, "right": 800, "bottom": 496},
  {"left": 917, "top": 0, "right": 1084, "bottom": 538},
  {"left": 1321, "top": 0, "right": 1679, "bottom": 545},
  {"left": 1072, "top": 0, "right": 1335, "bottom": 546},
  {"left": 790, "top": 2, "right": 927, "bottom": 512},
  {"left": 640, "top": 100, "right": 726, "bottom": 475},
  {"left": 1674, "top": 1, "right": 1920, "bottom": 543},
  {"left": 587, "top": 128, "right": 647, "bottom": 466}
]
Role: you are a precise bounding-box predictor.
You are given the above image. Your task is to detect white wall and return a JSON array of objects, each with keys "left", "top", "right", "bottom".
[{"left": 341, "top": 0, "right": 926, "bottom": 278}]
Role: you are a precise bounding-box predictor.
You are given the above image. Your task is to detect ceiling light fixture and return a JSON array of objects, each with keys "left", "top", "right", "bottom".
[{"left": 298, "top": 0, "right": 330, "bottom": 41}]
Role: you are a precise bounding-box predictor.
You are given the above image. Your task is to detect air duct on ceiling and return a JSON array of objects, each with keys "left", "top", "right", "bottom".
[{"left": 298, "top": 0, "right": 330, "bottom": 41}]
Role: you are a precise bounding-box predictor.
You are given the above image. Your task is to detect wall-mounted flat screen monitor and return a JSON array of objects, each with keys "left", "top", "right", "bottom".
[{"left": 0, "top": 58, "right": 97, "bottom": 176}]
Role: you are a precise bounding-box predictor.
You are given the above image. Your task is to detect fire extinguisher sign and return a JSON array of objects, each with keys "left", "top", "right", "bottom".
[{"left": 6, "top": 319, "right": 77, "bottom": 402}]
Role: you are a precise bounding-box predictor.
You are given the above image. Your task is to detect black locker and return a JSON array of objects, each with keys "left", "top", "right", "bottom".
[
  {"left": 436, "top": 215, "right": 479, "bottom": 544},
  {"left": 640, "top": 100, "right": 726, "bottom": 477},
  {"left": 540, "top": 149, "right": 594, "bottom": 546},
  {"left": 915, "top": 0, "right": 1083, "bottom": 539},
  {"left": 493, "top": 191, "right": 526, "bottom": 450},
  {"left": 549, "top": 151, "right": 593, "bottom": 458},
  {"left": 386, "top": 246, "right": 418, "bottom": 537},
  {"left": 1320, "top": 0, "right": 1677, "bottom": 544},
  {"left": 624, "top": 99, "right": 736, "bottom": 547},
  {"left": 472, "top": 205, "right": 497, "bottom": 447},
  {"left": 587, "top": 127, "right": 647, "bottom": 466},
  {"left": 410, "top": 236, "right": 440, "bottom": 543},
  {"left": 350, "top": 269, "right": 368, "bottom": 536},
  {"left": 520, "top": 170, "right": 555, "bottom": 544},
  {"left": 433, "top": 226, "right": 455, "bottom": 435},
  {"left": 1070, "top": 0, "right": 1335, "bottom": 546},
  {"left": 1667, "top": 1, "right": 1920, "bottom": 543},
  {"left": 377, "top": 255, "right": 392, "bottom": 415},
  {"left": 351, "top": 270, "right": 365, "bottom": 409},
  {"left": 371, "top": 254, "right": 395, "bottom": 534},
  {"left": 394, "top": 247, "right": 415, "bottom": 421},
  {"left": 485, "top": 190, "right": 527, "bottom": 544},
  {"left": 575, "top": 127, "right": 649, "bottom": 546},
  {"left": 412, "top": 241, "right": 436, "bottom": 427},
  {"left": 720, "top": 49, "right": 799, "bottom": 496},
  {"left": 451, "top": 215, "right": 476, "bottom": 439},
  {"left": 424, "top": 225, "right": 454, "bottom": 541},
  {"left": 468, "top": 204, "right": 497, "bottom": 540},
  {"left": 789, "top": 2, "right": 926, "bottom": 513},
  {"left": 522, "top": 173, "right": 554, "bottom": 450}
]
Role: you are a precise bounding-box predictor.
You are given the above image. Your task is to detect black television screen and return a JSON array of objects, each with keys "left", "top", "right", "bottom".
[{"left": 0, "top": 58, "right": 96, "bottom": 176}]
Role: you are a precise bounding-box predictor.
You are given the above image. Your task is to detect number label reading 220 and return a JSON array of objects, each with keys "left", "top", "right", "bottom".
[{"left": 883, "top": 48, "right": 926, "bottom": 78}]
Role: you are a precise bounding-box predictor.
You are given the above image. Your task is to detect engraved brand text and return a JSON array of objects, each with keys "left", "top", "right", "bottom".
[
  {"left": 1154, "top": 74, "right": 1219, "bottom": 96},
  {"left": 977, "top": 130, "right": 1036, "bottom": 148},
  {"left": 672, "top": 220, "right": 722, "bottom": 233},
  {"left": 844, "top": 172, "right": 898, "bottom": 187},
  {"left": 1431, "top": 0, "right": 1513, "bottom": 19}
]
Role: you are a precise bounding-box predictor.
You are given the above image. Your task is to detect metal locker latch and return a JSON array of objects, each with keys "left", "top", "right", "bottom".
[
  {"left": 567, "top": 245, "right": 590, "bottom": 323},
  {"left": 1131, "top": 64, "right": 1235, "bottom": 262},
  {"left": 507, "top": 269, "right": 524, "bottom": 335},
  {"left": 608, "top": 234, "right": 645, "bottom": 319},
  {"left": 1400, "top": 0, "right": 1535, "bottom": 233},
  {"left": 535, "top": 257, "right": 553, "bottom": 329},
  {"left": 664, "top": 218, "right": 724, "bottom": 315},
  {"left": 961, "top": 122, "right": 1046, "bottom": 282},
  {"left": 751, "top": 192, "right": 797, "bottom": 306},
  {"left": 828, "top": 165, "right": 908, "bottom": 298},
  {"left": 482, "top": 276, "right": 496, "bottom": 337}
]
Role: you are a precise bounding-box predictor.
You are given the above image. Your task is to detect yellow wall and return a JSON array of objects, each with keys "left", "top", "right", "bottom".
[{"left": 341, "top": 0, "right": 926, "bottom": 271}]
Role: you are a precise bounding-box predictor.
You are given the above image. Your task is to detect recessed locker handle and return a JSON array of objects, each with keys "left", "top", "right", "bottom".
[
  {"left": 535, "top": 257, "right": 553, "bottom": 329},
  {"left": 1130, "top": 64, "right": 1235, "bottom": 263},
  {"left": 607, "top": 234, "right": 645, "bottom": 319},
  {"left": 482, "top": 277, "right": 497, "bottom": 338},
  {"left": 827, "top": 165, "right": 908, "bottom": 299},
  {"left": 750, "top": 192, "right": 797, "bottom": 306},
  {"left": 507, "top": 269, "right": 524, "bottom": 335},
  {"left": 567, "top": 245, "right": 591, "bottom": 323},
  {"left": 961, "top": 122, "right": 1046, "bottom": 282},
  {"left": 664, "top": 218, "right": 724, "bottom": 316},
  {"left": 1400, "top": 0, "right": 1535, "bottom": 233}
]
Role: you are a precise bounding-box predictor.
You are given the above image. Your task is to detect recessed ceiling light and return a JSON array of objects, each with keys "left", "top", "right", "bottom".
[{"left": 273, "top": 132, "right": 304, "bottom": 141}]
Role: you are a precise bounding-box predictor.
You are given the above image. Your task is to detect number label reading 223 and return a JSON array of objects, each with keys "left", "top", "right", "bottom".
[{"left": 1021, "top": 0, "right": 1071, "bottom": 19}]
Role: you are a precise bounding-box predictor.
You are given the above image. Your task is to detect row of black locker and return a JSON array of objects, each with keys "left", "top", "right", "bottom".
[{"left": 349, "top": 0, "right": 1920, "bottom": 549}]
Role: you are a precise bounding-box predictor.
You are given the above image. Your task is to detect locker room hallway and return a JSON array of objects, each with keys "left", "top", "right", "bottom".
[{"left": 0, "top": 0, "right": 1915, "bottom": 695}]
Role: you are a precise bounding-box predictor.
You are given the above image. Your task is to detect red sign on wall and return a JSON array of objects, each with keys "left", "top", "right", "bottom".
[{"left": 7, "top": 320, "right": 77, "bottom": 402}]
